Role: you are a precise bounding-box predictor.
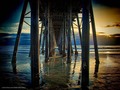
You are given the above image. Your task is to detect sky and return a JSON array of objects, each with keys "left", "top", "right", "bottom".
[
  {"left": 92, "top": 0, "right": 120, "bottom": 36},
  {"left": 0, "top": 0, "right": 120, "bottom": 36}
]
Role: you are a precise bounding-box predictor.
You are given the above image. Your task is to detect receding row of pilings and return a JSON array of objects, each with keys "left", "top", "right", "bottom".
[{"left": 12, "top": 0, "right": 99, "bottom": 89}]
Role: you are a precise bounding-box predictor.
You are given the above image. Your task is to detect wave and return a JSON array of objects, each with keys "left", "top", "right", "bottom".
[{"left": 0, "top": 45, "right": 120, "bottom": 55}]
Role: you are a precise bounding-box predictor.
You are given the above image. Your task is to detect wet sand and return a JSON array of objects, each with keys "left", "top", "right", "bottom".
[
  {"left": 40, "top": 54, "right": 120, "bottom": 90},
  {"left": 0, "top": 46, "right": 120, "bottom": 90},
  {"left": 89, "top": 54, "right": 120, "bottom": 90}
]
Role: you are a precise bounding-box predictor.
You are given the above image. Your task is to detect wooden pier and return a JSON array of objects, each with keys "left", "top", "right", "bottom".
[{"left": 12, "top": 0, "right": 99, "bottom": 89}]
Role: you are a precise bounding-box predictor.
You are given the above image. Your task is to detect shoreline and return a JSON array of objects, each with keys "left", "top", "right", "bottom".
[{"left": 0, "top": 45, "right": 120, "bottom": 90}]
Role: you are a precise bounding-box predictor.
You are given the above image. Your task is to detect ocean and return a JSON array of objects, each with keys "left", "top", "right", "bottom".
[{"left": 0, "top": 45, "right": 120, "bottom": 90}]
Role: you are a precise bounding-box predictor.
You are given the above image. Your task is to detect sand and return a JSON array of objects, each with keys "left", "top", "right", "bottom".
[{"left": 0, "top": 45, "right": 120, "bottom": 90}]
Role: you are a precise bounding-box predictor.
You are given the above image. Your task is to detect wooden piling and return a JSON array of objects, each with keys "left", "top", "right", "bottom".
[
  {"left": 60, "top": 37, "right": 63, "bottom": 54},
  {"left": 48, "top": 12, "right": 56, "bottom": 57},
  {"left": 12, "top": 0, "right": 28, "bottom": 63},
  {"left": 62, "top": 13, "right": 66, "bottom": 57},
  {"left": 29, "top": 0, "right": 40, "bottom": 88},
  {"left": 76, "top": 14, "right": 82, "bottom": 46},
  {"left": 81, "top": 0, "right": 90, "bottom": 87},
  {"left": 48, "top": 7, "right": 51, "bottom": 57},
  {"left": 90, "top": 0, "right": 100, "bottom": 74},
  {"left": 72, "top": 23, "right": 78, "bottom": 55},
  {"left": 45, "top": 5, "right": 49, "bottom": 62},
  {"left": 67, "top": 3, "right": 72, "bottom": 63},
  {"left": 41, "top": 29, "right": 45, "bottom": 54},
  {"left": 39, "top": 23, "right": 43, "bottom": 46}
]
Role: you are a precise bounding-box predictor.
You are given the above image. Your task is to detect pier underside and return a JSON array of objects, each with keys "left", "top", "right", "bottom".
[{"left": 12, "top": 0, "right": 99, "bottom": 89}]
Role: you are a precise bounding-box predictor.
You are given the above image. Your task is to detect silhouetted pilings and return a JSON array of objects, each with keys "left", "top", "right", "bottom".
[
  {"left": 76, "top": 14, "right": 82, "bottom": 46},
  {"left": 90, "top": 1, "right": 100, "bottom": 75},
  {"left": 67, "top": 4, "right": 72, "bottom": 63},
  {"left": 39, "top": 23, "right": 43, "bottom": 46},
  {"left": 49, "top": 13, "right": 56, "bottom": 57},
  {"left": 72, "top": 23, "right": 78, "bottom": 55},
  {"left": 11, "top": 0, "right": 100, "bottom": 89},
  {"left": 62, "top": 13, "right": 67, "bottom": 57},
  {"left": 45, "top": 6, "right": 49, "bottom": 62},
  {"left": 29, "top": 0, "right": 40, "bottom": 88},
  {"left": 81, "top": 0, "right": 90, "bottom": 87},
  {"left": 41, "top": 30, "right": 45, "bottom": 54},
  {"left": 12, "top": 0, "right": 28, "bottom": 63}
]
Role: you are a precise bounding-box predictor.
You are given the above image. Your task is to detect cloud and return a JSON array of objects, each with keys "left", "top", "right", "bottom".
[
  {"left": 0, "top": 22, "right": 30, "bottom": 34},
  {"left": 93, "top": 0, "right": 120, "bottom": 7},
  {"left": 96, "top": 32, "right": 106, "bottom": 35},
  {"left": 105, "top": 22, "right": 120, "bottom": 28},
  {"left": 0, "top": 23, "right": 19, "bottom": 33},
  {"left": 110, "top": 34, "right": 120, "bottom": 38}
]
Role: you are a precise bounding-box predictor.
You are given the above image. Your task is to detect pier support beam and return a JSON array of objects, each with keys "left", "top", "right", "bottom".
[
  {"left": 76, "top": 14, "right": 82, "bottom": 46},
  {"left": 81, "top": 0, "right": 90, "bottom": 87},
  {"left": 67, "top": 4, "right": 72, "bottom": 63},
  {"left": 12, "top": 0, "right": 28, "bottom": 63},
  {"left": 45, "top": 6, "right": 49, "bottom": 62},
  {"left": 48, "top": 13, "right": 56, "bottom": 57},
  {"left": 72, "top": 23, "right": 78, "bottom": 55},
  {"left": 30, "top": 0, "right": 40, "bottom": 88},
  {"left": 39, "top": 23, "right": 43, "bottom": 46},
  {"left": 62, "top": 14, "right": 66, "bottom": 57},
  {"left": 90, "top": 1, "right": 100, "bottom": 74},
  {"left": 41, "top": 29, "right": 45, "bottom": 54}
]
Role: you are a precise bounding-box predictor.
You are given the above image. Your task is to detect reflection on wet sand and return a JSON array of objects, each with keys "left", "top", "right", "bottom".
[
  {"left": 1, "top": 45, "right": 120, "bottom": 89},
  {"left": 10, "top": 53, "right": 120, "bottom": 90},
  {"left": 42, "top": 57, "right": 70, "bottom": 89},
  {"left": 11, "top": 54, "right": 100, "bottom": 89},
  {"left": 38, "top": 55, "right": 100, "bottom": 89}
]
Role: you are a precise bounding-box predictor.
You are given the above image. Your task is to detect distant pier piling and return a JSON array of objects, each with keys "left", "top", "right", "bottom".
[
  {"left": 76, "top": 14, "right": 82, "bottom": 46},
  {"left": 39, "top": 23, "right": 43, "bottom": 46},
  {"left": 41, "top": 29, "right": 45, "bottom": 54},
  {"left": 67, "top": 3, "right": 72, "bottom": 63},
  {"left": 72, "top": 23, "right": 78, "bottom": 55},
  {"left": 45, "top": 6, "right": 49, "bottom": 62},
  {"left": 62, "top": 13, "right": 66, "bottom": 57}
]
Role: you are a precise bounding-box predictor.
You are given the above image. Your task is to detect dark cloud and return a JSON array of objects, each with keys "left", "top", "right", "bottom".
[
  {"left": 110, "top": 34, "right": 120, "bottom": 37},
  {"left": 93, "top": 0, "right": 120, "bottom": 7},
  {"left": 105, "top": 22, "right": 120, "bottom": 28},
  {"left": 110, "top": 34, "right": 120, "bottom": 45},
  {"left": 0, "top": 22, "right": 19, "bottom": 33},
  {"left": 97, "top": 32, "right": 105, "bottom": 34}
]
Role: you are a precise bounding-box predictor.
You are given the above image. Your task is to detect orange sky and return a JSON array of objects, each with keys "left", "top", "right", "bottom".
[{"left": 93, "top": 4, "right": 120, "bottom": 35}]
